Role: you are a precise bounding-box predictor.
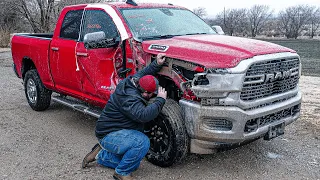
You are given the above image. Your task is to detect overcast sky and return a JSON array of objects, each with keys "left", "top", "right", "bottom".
[{"left": 138, "top": 0, "right": 320, "bottom": 17}]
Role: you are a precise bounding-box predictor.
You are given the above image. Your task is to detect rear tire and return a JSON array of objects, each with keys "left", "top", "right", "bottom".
[
  {"left": 145, "top": 99, "right": 189, "bottom": 167},
  {"left": 24, "top": 69, "right": 52, "bottom": 111}
]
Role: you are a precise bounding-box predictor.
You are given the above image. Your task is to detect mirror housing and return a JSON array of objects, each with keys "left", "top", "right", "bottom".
[
  {"left": 84, "top": 31, "right": 120, "bottom": 49},
  {"left": 212, "top": 26, "right": 225, "bottom": 35}
]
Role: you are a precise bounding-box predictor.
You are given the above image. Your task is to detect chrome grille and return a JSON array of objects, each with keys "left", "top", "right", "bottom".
[{"left": 241, "top": 58, "right": 300, "bottom": 101}]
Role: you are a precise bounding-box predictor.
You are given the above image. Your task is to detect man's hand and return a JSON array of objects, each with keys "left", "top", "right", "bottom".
[
  {"left": 157, "top": 87, "right": 167, "bottom": 99},
  {"left": 156, "top": 53, "right": 166, "bottom": 65}
]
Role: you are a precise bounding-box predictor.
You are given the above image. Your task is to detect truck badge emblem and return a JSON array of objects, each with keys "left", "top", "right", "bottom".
[
  {"left": 264, "top": 67, "right": 298, "bottom": 83},
  {"left": 148, "top": 44, "right": 169, "bottom": 52}
]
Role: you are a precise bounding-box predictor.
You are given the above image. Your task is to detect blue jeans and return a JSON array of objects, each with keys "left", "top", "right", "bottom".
[{"left": 96, "top": 129, "right": 150, "bottom": 176}]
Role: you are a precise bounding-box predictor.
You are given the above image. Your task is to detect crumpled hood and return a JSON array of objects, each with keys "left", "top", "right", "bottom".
[{"left": 141, "top": 35, "right": 295, "bottom": 68}]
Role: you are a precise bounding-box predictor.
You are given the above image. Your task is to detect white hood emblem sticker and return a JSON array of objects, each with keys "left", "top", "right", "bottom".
[{"left": 148, "top": 44, "right": 169, "bottom": 52}]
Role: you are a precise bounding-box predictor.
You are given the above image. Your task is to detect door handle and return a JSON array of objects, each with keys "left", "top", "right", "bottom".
[
  {"left": 76, "top": 52, "right": 88, "bottom": 57},
  {"left": 51, "top": 47, "right": 59, "bottom": 51}
]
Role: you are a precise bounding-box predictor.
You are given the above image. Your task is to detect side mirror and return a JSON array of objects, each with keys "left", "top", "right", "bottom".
[
  {"left": 84, "top": 31, "right": 120, "bottom": 49},
  {"left": 212, "top": 26, "right": 225, "bottom": 35}
]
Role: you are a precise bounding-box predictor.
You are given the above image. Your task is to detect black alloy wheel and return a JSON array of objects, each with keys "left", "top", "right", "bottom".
[{"left": 145, "top": 99, "right": 189, "bottom": 167}]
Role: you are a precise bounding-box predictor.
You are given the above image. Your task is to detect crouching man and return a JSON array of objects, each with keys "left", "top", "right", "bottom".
[{"left": 82, "top": 53, "right": 167, "bottom": 180}]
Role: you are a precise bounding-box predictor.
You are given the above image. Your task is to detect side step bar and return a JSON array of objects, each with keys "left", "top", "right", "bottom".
[{"left": 52, "top": 96, "right": 102, "bottom": 118}]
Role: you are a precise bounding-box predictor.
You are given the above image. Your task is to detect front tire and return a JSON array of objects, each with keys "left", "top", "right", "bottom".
[
  {"left": 24, "top": 69, "right": 52, "bottom": 111},
  {"left": 145, "top": 99, "right": 189, "bottom": 167}
]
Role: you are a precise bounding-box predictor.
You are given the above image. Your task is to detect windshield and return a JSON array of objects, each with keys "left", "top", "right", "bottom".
[{"left": 120, "top": 8, "right": 216, "bottom": 41}]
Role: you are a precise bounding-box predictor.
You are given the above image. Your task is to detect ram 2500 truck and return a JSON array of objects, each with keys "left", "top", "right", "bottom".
[{"left": 11, "top": 2, "right": 302, "bottom": 167}]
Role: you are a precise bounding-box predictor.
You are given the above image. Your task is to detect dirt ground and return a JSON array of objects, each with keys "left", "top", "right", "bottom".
[{"left": 0, "top": 49, "right": 319, "bottom": 180}]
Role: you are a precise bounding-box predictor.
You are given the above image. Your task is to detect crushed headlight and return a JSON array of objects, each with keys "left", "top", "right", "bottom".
[{"left": 191, "top": 73, "right": 244, "bottom": 98}]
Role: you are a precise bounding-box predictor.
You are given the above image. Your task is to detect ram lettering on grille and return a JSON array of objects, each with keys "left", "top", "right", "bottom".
[{"left": 241, "top": 58, "right": 300, "bottom": 101}]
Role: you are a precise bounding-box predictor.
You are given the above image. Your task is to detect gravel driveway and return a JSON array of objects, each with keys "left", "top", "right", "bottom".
[{"left": 0, "top": 51, "right": 319, "bottom": 180}]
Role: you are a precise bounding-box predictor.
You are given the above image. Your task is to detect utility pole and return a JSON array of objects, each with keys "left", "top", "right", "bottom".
[{"left": 223, "top": 7, "right": 226, "bottom": 32}]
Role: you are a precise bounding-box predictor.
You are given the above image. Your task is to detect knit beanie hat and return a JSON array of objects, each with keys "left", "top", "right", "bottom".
[{"left": 138, "top": 75, "right": 159, "bottom": 94}]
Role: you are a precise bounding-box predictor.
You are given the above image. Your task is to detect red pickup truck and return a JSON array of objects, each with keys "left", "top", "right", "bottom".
[{"left": 11, "top": 2, "right": 302, "bottom": 167}]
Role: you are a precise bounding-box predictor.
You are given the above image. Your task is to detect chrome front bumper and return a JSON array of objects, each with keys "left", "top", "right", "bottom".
[{"left": 179, "top": 92, "right": 302, "bottom": 154}]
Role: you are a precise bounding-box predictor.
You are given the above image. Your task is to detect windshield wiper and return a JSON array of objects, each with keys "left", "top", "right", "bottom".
[
  {"left": 140, "top": 34, "right": 177, "bottom": 40},
  {"left": 184, "top": 33, "right": 208, "bottom": 35}
]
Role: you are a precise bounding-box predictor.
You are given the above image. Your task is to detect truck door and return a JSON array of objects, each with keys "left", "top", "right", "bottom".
[
  {"left": 50, "top": 9, "right": 84, "bottom": 96},
  {"left": 75, "top": 9, "right": 120, "bottom": 105}
]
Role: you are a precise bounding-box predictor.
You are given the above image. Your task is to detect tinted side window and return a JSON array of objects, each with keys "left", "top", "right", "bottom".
[
  {"left": 81, "top": 10, "right": 119, "bottom": 40},
  {"left": 60, "top": 10, "right": 83, "bottom": 40}
]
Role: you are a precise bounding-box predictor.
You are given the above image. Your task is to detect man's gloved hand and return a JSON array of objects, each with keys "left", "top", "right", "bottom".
[
  {"left": 157, "top": 87, "right": 167, "bottom": 100},
  {"left": 156, "top": 53, "right": 166, "bottom": 65}
]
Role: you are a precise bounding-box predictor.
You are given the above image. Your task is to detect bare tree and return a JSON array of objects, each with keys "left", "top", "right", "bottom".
[
  {"left": 0, "top": 0, "right": 19, "bottom": 31},
  {"left": 247, "top": 5, "right": 273, "bottom": 37},
  {"left": 52, "top": 0, "right": 109, "bottom": 25},
  {"left": 56, "top": 0, "right": 107, "bottom": 8},
  {"left": 0, "top": 0, "right": 18, "bottom": 46},
  {"left": 193, "top": 7, "right": 207, "bottom": 18},
  {"left": 309, "top": 7, "right": 320, "bottom": 38},
  {"left": 259, "top": 17, "right": 282, "bottom": 37},
  {"left": 13, "top": 0, "right": 56, "bottom": 33},
  {"left": 5, "top": 0, "right": 118, "bottom": 33},
  {"left": 216, "top": 8, "right": 247, "bottom": 36},
  {"left": 205, "top": 18, "right": 219, "bottom": 27},
  {"left": 278, "top": 5, "right": 314, "bottom": 39}
]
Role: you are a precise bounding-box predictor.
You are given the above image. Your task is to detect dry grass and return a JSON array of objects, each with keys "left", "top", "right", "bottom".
[
  {"left": 0, "top": 27, "right": 11, "bottom": 48},
  {"left": 260, "top": 39, "right": 320, "bottom": 77}
]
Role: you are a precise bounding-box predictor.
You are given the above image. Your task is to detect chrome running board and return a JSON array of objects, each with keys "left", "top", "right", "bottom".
[{"left": 52, "top": 95, "right": 102, "bottom": 118}]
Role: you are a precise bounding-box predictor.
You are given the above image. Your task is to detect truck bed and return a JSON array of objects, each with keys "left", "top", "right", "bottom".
[
  {"left": 11, "top": 33, "right": 53, "bottom": 87},
  {"left": 16, "top": 33, "right": 53, "bottom": 39}
]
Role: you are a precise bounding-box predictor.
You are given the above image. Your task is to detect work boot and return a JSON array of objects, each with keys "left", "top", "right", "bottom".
[
  {"left": 81, "top": 143, "right": 102, "bottom": 168},
  {"left": 113, "top": 172, "right": 134, "bottom": 180}
]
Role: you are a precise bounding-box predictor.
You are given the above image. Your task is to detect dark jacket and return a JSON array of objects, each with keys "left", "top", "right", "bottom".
[{"left": 95, "top": 60, "right": 166, "bottom": 139}]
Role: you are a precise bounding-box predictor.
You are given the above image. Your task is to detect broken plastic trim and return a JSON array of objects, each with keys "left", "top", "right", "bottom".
[{"left": 119, "top": 39, "right": 132, "bottom": 78}]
